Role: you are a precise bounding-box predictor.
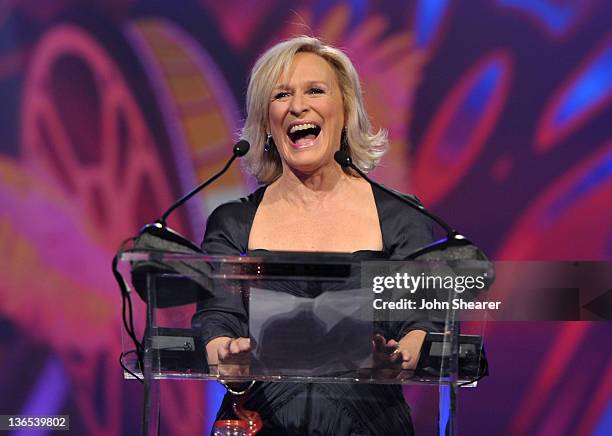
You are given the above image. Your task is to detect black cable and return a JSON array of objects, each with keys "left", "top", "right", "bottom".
[
  {"left": 115, "top": 255, "right": 141, "bottom": 352},
  {"left": 457, "top": 343, "right": 489, "bottom": 387},
  {"left": 113, "top": 237, "right": 144, "bottom": 364},
  {"left": 457, "top": 373, "right": 487, "bottom": 387},
  {"left": 120, "top": 350, "right": 143, "bottom": 383}
]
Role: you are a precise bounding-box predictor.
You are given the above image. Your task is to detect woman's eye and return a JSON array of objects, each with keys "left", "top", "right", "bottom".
[
  {"left": 308, "top": 87, "right": 324, "bottom": 95},
  {"left": 273, "top": 91, "right": 290, "bottom": 100}
]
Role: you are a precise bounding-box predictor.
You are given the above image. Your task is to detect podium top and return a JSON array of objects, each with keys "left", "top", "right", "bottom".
[
  {"left": 118, "top": 249, "right": 375, "bottom": 264},
  {"left": 117, "top": 249, "right": 489, "bottom": 385},
  {"left": 117, "top": 249, "right": 378, "bottom": 282}
]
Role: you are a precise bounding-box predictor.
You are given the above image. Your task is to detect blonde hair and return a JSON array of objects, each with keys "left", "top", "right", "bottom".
[{"left": 241, "top": 36, "right": 388, "bottom": 183}]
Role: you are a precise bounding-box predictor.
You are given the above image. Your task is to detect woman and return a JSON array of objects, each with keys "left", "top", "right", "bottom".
[{"left": 193, "top": 36, "right": 435, "bottom": 435}]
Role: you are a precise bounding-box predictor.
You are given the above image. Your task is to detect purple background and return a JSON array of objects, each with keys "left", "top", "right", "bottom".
[{"left": 0, "top": 0, "right": 611, "bottom": 434}]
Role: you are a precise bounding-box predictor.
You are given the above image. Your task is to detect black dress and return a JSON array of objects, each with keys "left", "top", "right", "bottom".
[{"left": 192, "top": 184, "right": 436, "bottom": 436}]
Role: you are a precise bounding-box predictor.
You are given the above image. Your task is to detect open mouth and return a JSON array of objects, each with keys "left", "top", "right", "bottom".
[{"left": 287, "top": 123, "right": 321, "bottom": 147}]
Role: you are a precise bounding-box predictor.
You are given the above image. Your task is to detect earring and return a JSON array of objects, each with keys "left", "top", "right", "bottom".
[{"left": 264, "top": 134, "right": 274, "bottom": 152}]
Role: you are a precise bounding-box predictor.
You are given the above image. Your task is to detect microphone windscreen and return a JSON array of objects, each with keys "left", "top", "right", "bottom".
[
  {"left": 131, "top": 226, "right": 214, "bottom": 307},
  {"left": 233, "top": 140, "right": 250, "bottom": 157},
  {"left": 334, "top": 150, "right": 352, "bottom": 167}
]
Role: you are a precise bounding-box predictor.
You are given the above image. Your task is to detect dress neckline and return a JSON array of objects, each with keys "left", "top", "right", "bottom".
[
  {"left": 245, "top": 183, "right": 388, "bottom": 256},
  {"left": 247, "top": 248, "right": 386, "bottom": 257}
]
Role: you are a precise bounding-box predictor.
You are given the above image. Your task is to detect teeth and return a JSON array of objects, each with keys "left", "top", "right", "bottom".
[{"left": 289, "top": 123, "right": 318, "bottom": 134}]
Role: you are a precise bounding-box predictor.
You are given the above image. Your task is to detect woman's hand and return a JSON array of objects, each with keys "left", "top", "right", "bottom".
[
  {"left": 372, "top": 334, "right": 400, "bottom": 367},
  {"left": 206, "top": 337, "right": 251, "bottom": 364},
  {"left": 396, "top": 330, "right": 427, "bottom": 370},
  {"left": 206, "top": 337, "right": 252, "bottom": 377},
  {"left": 372, "top": 330, "right": 427, "bottom": 370},
  {"left": 217, "top": 337, "right": 251, "bottom": 364}
]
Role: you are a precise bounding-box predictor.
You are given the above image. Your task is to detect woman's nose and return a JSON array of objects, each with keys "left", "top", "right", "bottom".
[{"left": 289, "top": 94, "right": 308, "bottom": 116}]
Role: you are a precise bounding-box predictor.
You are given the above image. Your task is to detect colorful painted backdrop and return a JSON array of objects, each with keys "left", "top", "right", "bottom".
[{"left": 1, "top": 0, "right": 611, "bottom": 434}]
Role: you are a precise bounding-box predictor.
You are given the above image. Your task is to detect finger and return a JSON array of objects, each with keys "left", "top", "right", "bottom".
[
  {"left": 373, "top": 334, "right": 386, "bottom": 350},
  {"left": 383, "top": 340, "right": 399, "bottom": 355},
  {"left": 218, "top": 344, "right": 229, "bottom": 361},
  {"left": 401, "top": 360, "right": 415, "bottom": 370},
  {"left": 386, "top": 339, "right": 399, "bottom": 348},
  {"left": 374, "top": 337, "right": 399, "bottom": 357},
  {"left": 399, "top": 350, "right": 415, "bottom": 370},
  {"left": 236, "top": 338, "right": 251, "bottom": 352},
  {"left": 229, "top": 339, "right": 243, "bottom": 354},
  {"left": 390, "top": 347, "right": 403, "bottom": 362}
]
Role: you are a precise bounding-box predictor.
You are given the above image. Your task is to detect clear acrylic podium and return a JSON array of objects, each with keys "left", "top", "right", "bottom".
[{"left": 116, "top": 250, "right": 487, "bottom": 436}]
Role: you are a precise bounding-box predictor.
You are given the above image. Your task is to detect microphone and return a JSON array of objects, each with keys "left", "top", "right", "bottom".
[
  {"left": 334, "top": 150, "right": 480, "bottom": 260},
  {"left": 113, "top": 140, "right": 250, "bottom": 375},
  {"left": 335, "top": 151, "right": 492, "bottom": 385},
  {"left": 137, "top": 140, "right": 250, "bottom": 250},
  {"left": 119, "top": 139, "right": 249, "bottom": 308}
]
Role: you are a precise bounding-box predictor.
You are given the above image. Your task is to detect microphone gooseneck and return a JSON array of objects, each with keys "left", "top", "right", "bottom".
[
  {"left": 333, "top": 150, "right": 470, "bottom": 246},
  {"left": 158, "top": 140, "right": 250, "bottom": 225}
]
